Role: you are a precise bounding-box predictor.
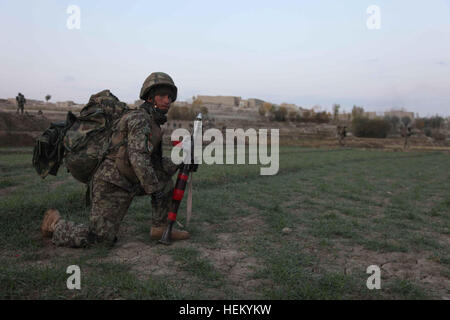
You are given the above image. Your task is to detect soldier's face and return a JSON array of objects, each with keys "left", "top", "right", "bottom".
[
  {"left": 153, "top": 94, "right": 172, "bottom": 113},
  {"left": 148, "top": 87, "right": 173, "bottom": 113}
]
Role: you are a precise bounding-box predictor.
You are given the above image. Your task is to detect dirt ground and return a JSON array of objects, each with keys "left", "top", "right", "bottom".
[{"left": 27, "top": 207, "right": 449, "bottom": 299}]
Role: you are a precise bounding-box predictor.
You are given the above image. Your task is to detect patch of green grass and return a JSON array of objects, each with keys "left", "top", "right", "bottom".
[
  {"left": 167, "top": 247, "right": 223, "bottom": 287},
  {"left": 385, "top": 279, "right": 430, "bottom": 300},
  {"left": 0, "top": 260, "right": 186, "bottom": 299},
  {"left": 431, "top": 252, "right": 450, "bottom": 266},
  {"left": 0, "top": 181, "right": 87, "bottom": 250},
  {"left": 359, "top": 239, "right": 409, "bottom": 253},
  {"left": 309, "top": 215, "right": 362, "bottom": 240},
  {"left": 186, "top": 223, "right": 220, "bottom": 246},
  {"left": 1, "top": 146, "right": 449, "bottom": 299},
  {"left": 252, "top": 243, "right": 372, "bottom": 299},
  {"left": 426, "top": 196, "right": 450, "bottom": 217},
  {"left": 0, "top": 179, "right": 19, "bottom": 189},
  {"left": 406, "top": 234, "right": 443, "bottom": 251}
]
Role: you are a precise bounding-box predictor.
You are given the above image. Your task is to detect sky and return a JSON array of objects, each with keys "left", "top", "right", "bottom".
[{"left": 0, "top": 0, "right": 449, "bottom": 117}]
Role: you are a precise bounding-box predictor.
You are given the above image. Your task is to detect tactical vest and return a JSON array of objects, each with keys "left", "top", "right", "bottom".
[{"left": 107, "top": 108, "right": 163, "bottom": 185}]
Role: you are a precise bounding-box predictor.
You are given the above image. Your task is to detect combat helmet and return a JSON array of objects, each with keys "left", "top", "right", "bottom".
[{"left": 139, "top": 72, "right": 177, "bottom": 102}]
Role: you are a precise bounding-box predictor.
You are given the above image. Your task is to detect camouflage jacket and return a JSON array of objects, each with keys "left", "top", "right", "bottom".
[
  {"left": 16, "top": 95, "right": 26, "bottom": 105},
  {"left": 101, "top": 103, "right": 179, "bottom": 194}
]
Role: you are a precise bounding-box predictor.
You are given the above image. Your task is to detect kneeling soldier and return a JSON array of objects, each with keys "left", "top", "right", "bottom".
[{"left": 41, "top": 72, "right": 190, "bottom": 247}]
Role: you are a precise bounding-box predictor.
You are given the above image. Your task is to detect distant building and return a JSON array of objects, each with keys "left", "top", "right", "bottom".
[
  {"left": 239, "top": 99, "right": 249, "bottom": 108},
  {"left": 364, "top": 112, "right": 378, "bottom": 119},
  {"left": 173, "top": 101, "right": 189, "bottom": 107},
  {"left": 247, "top": 98, "right": 265, "bottom": 109},
  {"left": 197, "top": 95, "right": 241, "bottom": 107}
]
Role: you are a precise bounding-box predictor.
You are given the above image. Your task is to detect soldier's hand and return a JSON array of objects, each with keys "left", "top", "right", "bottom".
[{"left": 152, "top": 190, "right": 165, "bottom": 202}]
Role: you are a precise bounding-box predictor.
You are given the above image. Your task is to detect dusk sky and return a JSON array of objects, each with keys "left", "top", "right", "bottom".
[{"left": 0, "top": 0, "right": 449, "bottom": 116}]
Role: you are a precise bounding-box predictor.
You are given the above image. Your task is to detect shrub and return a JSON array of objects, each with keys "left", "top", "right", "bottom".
[
  {"left": 352, "top": 117, "right": 390, "bottom": 138},
  {"left": 288, "top": 111, "right": 301, "bottom": 122},
  {"left": 429, "top": 116, "right": 444, "bottom": 129},
  {"left": 417, "top": 116, "right": 444, "bottom": 129},
  {"left": 314, "top": 111, "right": 330, "bottom": 123},
  {"left": 414, "top": 118, "right": 426, "bottom": 130},
  {"left": 384, "top": 115, "right": 400, "bottom": 133},
  {"left": 301, "top": 110, "right": 311, "bottom": 122},
  {"left": 263, "top": 102, "right": 275, "bottom": 115},
  {"left": 272, "top": 106, "right": 287, "bottom": 122},
  {"left": 352, "top": 106, "right": 365, "bottom": 119},
  {"left": 192, "top": 98, "right": 203, "bottom": 107},
  {"left": 192, "top": 105, "right": 208, "bottom": 117},
  {"left": 258, "top": 105, "right": 265, "bottom": 116},
  {"left": 432, "top": 130, "right": 446, "bottom": 141}
]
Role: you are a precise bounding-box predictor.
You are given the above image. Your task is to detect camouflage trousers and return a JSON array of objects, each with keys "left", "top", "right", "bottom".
[{"left": 52, "top": 172, "right": 174, "bottom": 248}]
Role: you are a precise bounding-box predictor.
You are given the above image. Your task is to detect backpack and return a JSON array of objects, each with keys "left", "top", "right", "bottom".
[
  {"left": 32, "top": 112, "right": 77, "bottom": 178},
  {"left": 32, "top": 90, "right": 130, "bottom": 184}
]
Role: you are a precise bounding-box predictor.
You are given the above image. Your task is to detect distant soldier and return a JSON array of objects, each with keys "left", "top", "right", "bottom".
[
  {"left": 16, "top": 93, "right": 26, "bottom": 115},
  {"left": 401, "top": 125, "right": 413, "bottom": 150},
  {"left": 337, "top": 125, "right": 347, "bottom": 146}
]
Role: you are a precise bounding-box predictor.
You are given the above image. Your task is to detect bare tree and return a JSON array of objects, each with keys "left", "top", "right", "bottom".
[
  {"left": 333, "top": 104, "right": 340, "bottom": 122},
  {"left": 352, "top": 105, "right": 365, "bottom": 119},
  {"left": 401, "top": 116, "right": 412, "bottom": 127}
]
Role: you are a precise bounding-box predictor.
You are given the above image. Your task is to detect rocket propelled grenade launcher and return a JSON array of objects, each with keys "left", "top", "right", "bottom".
[{"left": 159, "top": 113, "right": 202, "bottom": 245}]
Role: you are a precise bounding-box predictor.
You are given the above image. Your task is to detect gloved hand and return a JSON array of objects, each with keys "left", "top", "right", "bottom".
[{"left": 152, "top": 190, "right": 165, "bottom": 202}]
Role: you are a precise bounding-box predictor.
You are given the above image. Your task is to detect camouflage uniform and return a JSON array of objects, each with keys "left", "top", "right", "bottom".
[
  {"left": 16, "top": 93, "right": 26, "bottom": 115},
  {"left": 401, "top": 126, "right": 413, "bottom": 150},
  {"left": 337, "top": 126, "right": 347, "bottom": 146},
  {"left": 51, "top": 104, "right": 179, "bottom": 247}
]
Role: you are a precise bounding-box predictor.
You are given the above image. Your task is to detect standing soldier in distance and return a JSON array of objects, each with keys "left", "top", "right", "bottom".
[
  {"left": 41, "top": 72, "right": 190, "bottom": 248},
  {"left": 337, "top": 125, "right": 347, "bottom": 147},
  {"left": 401, "top": 125, "right": 413, "bottom": 150},
  {"left": 16, "top": 93, "right": 26, "bottom": 115}
]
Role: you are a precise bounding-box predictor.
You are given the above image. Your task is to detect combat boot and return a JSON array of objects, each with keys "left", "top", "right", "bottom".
[
  {"left": 41, "top": 209, "right": 61, "bottom": 238},
  {"left": 150, "top": 226, "right": 190, "bottom": 241}
]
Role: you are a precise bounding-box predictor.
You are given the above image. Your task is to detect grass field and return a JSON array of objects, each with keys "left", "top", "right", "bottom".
[{"left": 0, "top": 146, "right": 449, "bottom": 299}]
